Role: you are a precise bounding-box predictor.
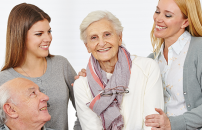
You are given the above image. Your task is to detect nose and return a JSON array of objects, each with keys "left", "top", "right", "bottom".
[
  {"left": 43, "top": 33, "right": 52, "bottom": 43},
  {"left": 98, "top": 37, "right": 106, "bottom": 47},
  {"left": 40, "top": 92, "right": 49, "bottom": 102},
  {"left": 154, "top": 13, "right": 163, "bottom": 23}
]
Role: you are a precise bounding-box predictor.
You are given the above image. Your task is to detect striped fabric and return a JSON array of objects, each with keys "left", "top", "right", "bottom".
[{"left": 86, "top": 46, "right": 132, "bottom": 130}]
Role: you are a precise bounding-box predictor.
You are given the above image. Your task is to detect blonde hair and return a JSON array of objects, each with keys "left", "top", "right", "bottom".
[{"left": 151, "top": 0, "right": 202, "bottom": 55}]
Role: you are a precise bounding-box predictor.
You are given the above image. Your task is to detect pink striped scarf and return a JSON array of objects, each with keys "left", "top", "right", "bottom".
[{"left": 86, "top": 46, "right": 132, "bottom": 130}]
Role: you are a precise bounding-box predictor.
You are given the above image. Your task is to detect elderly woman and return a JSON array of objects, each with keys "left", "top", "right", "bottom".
[{"left": 73, "top": 10, "right": 164, "bottom": 130}]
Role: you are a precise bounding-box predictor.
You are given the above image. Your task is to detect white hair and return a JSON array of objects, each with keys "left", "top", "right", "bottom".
[
  {"left": 80, "top": 10, "right": 123, "bottom": 43},
  {"left": 0, "top": 84, "right": 11, "bottom": 124}
]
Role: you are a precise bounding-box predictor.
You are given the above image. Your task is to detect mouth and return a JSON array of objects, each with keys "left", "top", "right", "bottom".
[
  {"left": 97, "top": 47, "right": 110, "bottom": 52},
  {"left": 39, "top": 106, "right": 47, "bottom": 111},
  {"left": 39, "top": 45, "right": 49, "bottom": 49},
  {"left": 156, "top": 25, "right": 167, "bottom": 30}
]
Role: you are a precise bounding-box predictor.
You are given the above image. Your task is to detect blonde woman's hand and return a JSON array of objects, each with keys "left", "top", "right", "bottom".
[
  {"left": 145, "top": 108, "right": 171, "bottom": 130},
  {"left": 71, "top": 69, "right": 87, "bottom": 86}
]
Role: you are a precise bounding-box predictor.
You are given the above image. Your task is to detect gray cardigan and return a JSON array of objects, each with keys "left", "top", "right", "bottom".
[
  {"left": 0, "top": 55, "right": 81, "bottom": 130},
  {"left": 148, "top": 36, "right": 202, "bottom": 130}
]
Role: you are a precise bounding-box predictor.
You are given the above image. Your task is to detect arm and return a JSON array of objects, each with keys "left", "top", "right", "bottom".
[
  {"left": 63, "top": 58, "right": 82, "bottom": 130},
  {"left": 73, "top": 77, "right": 103, "bottom": 130},
  {"left": 143, "top": 59, "right": 164, "bottom": 130}
]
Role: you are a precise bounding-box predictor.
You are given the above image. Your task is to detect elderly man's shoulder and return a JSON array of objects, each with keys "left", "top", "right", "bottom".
[
  {"left": 0, "top": 125, "right": 55, "bottom": 130},
  {"left": 132, "top": 56, "right": 159, "bottom": 74},
  {"left": 0, "top": 124, "right": 7, "bottom": 130},
  {"left": 45, "top": 127, "right": 55, "bottom": 130}
]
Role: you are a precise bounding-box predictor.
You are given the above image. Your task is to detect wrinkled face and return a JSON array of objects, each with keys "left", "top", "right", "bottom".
[
  {"left": 11, "top": 79, "right": 51, "bottom": 124},
  {"left": 85, "top": 19, "right": 122, "bottom": 63},
  {"left": 26, "top": 19, "right": 52, "bottom": 58},
  {"left": 153, "top": 0, "right": 188, "bottom": 41}
]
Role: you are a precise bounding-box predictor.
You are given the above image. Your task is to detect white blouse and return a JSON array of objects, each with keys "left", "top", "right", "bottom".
[
  {"left": 74, "top": 56, "right": 164, "bottom": 130},
  {"left": 156, "top": 31, "right": 191, "bottom": 116}
]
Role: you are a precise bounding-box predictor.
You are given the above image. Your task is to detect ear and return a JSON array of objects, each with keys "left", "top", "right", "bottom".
[
  {"left": 118, "top": 33, "right": 122, "bottom": 46},
  {"left": 3, "top": 103, "right": 18, "bottom": 119},
  {"left": 181, "top": 18, "right": 189, "bottom": 29},
  {"left": 84, "top": 43, "right": 91, "bottom": 53}
]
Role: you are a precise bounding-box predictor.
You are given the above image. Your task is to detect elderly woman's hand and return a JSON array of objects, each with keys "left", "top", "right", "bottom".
[
  {"left": 71, "top": 69, "right": 87, "bottom": 86},
  {"left": 145, "top": 108, "right": 171, "bottom": 130}
]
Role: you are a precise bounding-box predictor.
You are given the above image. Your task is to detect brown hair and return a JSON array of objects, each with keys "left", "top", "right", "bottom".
[
  {"left": 151, "top": 0, "right": 202, "bottom": 55},
  {"left": 2, "top": 3, "right": 53, "bottom": 71}
]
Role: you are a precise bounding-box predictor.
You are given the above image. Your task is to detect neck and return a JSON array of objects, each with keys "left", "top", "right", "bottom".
[
  {"left": 14, "top": 55, "right": 47, "bottom": 77},
  {"left": 164, "top": 29, "right": 185, "bottom": 50},
  {"left": 163, "top": 29, "right": 185, "bottom": 62},
  {"left": 6, "top": 119, "right": 45, "bottom": 130},
  {"left": 99, "top": 58, "right": 117, "bottom": 73}
]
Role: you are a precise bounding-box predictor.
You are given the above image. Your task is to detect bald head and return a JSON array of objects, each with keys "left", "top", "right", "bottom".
[
  {"left": 0, "top": 78, "right": 32, "bottom": 124},
  {"left": 0, "top": 78, "right": 50, "bottom": 129}
]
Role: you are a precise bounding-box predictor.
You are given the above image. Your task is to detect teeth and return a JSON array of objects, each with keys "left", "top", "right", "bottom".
[
  {"left": 98, "top": 48, "right": 110, "bottom": 52},
  {"left": 40, "top": 45, "right": 48, "bottom": 48},
  {"left": 156, "top": 25, "right": 167, "bottom": 29},
  {"left": 40, "top": 107, "right": 47, "bottom": 111}
]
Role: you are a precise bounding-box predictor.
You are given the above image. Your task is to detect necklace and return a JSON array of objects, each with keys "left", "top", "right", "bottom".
[{"left": 20, "top": 58, "right": 45, "bottom": 77}]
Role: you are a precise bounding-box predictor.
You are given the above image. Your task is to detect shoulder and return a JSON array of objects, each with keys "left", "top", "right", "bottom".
[
  {"left": 0, "top": 69, "right": 15, "bottom": 86},
  {"left": 147, "top": 53, "right": 155, "bottom": 59},
  {"left": 131, "top": 56, "right": 160, "bottom": 76},
  {"left": 0, "top": 124, "right": 9, "bottom": 130},
  {"left": 47, "top": 55, "right": 72, "bottom": 67},
  {"left": 190, "top": 36, "right": 202, "bottom": 49}
]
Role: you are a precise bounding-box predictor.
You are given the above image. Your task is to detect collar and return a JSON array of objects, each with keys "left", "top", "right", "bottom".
[
  {"left": 155, "top": 31, "right": 191, "bottom": 59},
  {"left": 1, "top": 124, "right": 46, "bottom": 130}
]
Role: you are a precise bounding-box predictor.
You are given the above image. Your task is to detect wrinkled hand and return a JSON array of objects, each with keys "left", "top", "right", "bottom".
[
  {"left": 145, "top": 108, "right": 171, "bottom": 130},
  {"left": 71, "top": 69, "right": 87, "bottom": 86}
]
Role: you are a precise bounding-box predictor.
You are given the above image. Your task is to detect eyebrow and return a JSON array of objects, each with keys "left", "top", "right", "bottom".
[
  {"left": 28, "top": 87, "right": 35, "bottom": 91},
  {"left": 156, "top": 6, "right": 174, "bottom": 14},
  {"left": 34, "top": 28, "right": 51, "bottom": 33},
  {"left": 88, "top": 31, "right": 112, "bottom": 36}
]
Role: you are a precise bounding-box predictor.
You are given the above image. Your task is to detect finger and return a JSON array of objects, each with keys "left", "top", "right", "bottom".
[
  {"left": 145, "top": 118, "right": 160, "bottom": 123},
  {"left": 71, "top": 83, "right": 74, "bottom": 86},
  {"left": 151, "top": 127, "right": 161, "bottom": 130},
  {"left": 74, "top": 75, "right": 79, "bottom": 80},
  {"left": 155, "top": 108, "right": 164, "bottom": 115},
  {"left": 145, "top": 122, "right": 160, "bottom": 128},
  {"left": 145, "top": 114, "right": 161, "bottom": 119},
  {"left": 81, "top": 68, "right": 86, "bottom": 73}
]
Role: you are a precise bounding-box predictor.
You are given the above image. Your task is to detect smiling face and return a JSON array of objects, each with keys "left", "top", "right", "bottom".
[
  {"left": 153, "top": 0, "right": 189, "bottom": 42},
  {"left": 10, "top": 78, "right": 51, "bottom": 125},
  {"left": 85, "top": 18, "right": 122, "bottom": 63},
  {"left": 26, "top": 19, "right": 52, "bottom": 58}
]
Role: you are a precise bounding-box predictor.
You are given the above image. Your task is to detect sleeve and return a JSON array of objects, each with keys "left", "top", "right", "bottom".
[
  {"left": 73, "top": 77, "right": 103, "bottom": 130},
  {"left": 62, "top": 58, "right": 82, "bottom": 130},
  {"left": 169, "top": 107, "right": 202, "bottom": 130},
  {"left": 143, "top": 60, "right": 164, "bottom": 130}
]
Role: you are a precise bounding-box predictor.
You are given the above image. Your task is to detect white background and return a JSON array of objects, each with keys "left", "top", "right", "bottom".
[{"left": 1, "top": 0, "right": 200, "bottom": 129}]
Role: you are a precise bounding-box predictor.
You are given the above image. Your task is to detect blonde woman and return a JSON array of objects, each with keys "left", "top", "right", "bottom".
[{"left": 145, "top": 0, "right": 202, "bottom": 129}]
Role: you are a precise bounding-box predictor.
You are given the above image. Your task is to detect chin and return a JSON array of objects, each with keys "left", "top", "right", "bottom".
[{"left": 43, "top": 114, "right": 51, "bottom": 122}]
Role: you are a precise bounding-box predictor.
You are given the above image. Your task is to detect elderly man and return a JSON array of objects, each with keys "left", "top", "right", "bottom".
[{"left": 0, "top": 78, "right": 54, "bottom": 130}]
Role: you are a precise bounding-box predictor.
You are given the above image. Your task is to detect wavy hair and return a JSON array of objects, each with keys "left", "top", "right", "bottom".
[{"left": 151, "top": 0, "right": 202, "bottom": 55}]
